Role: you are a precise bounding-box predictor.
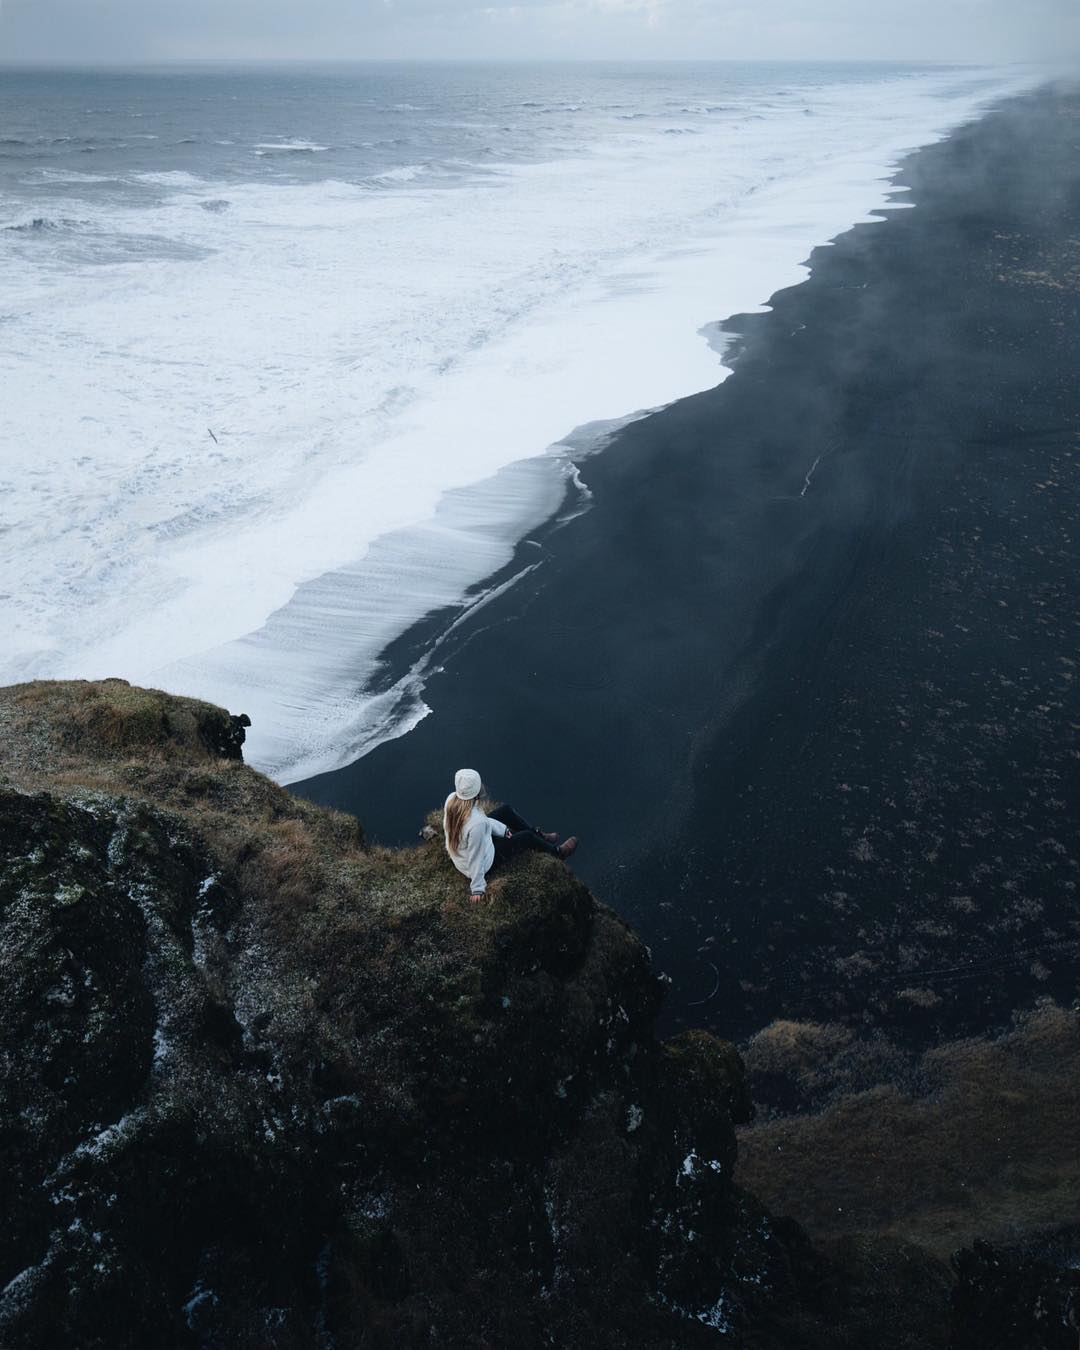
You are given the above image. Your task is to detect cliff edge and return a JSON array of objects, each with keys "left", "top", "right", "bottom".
[{"left": 0, "top": 680, "right": 1064, "bottom": 1348}]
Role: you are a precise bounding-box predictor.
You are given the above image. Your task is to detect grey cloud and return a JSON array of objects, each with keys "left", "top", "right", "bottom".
[{"left": 1, "top": 0, "right": 1077, "bottom": 63}]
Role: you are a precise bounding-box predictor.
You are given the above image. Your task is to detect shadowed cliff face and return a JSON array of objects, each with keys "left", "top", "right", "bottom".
[
  {"left": 1, "top": 678, "right": 937, "bottom": 1350},
  {"left": 4, "top": 680, "right": 1077, "bottom": 1348}
]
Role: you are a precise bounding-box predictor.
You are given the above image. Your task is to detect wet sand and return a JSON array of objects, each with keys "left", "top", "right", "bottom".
[{"left": 295, "top": 83, "right": 1080, "bottom": 1046}]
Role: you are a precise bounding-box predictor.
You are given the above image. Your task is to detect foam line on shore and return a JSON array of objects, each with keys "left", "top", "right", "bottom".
[{"left": 156, "top": 453, "right": 574, "bottom": 782}]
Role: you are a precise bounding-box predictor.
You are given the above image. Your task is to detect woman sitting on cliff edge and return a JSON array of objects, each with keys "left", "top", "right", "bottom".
[{"left": 444, "top": 768, "right": 578, "bottom": 903}]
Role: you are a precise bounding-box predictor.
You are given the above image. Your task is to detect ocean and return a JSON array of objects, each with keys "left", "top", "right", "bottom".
[{"left": 0, "top": 61, "right": 1042, "bottom": 779}]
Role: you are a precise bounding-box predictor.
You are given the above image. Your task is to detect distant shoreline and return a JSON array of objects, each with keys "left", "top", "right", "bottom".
[{"left": 0, "top": 58, "right": 1004, "bottom": 69}]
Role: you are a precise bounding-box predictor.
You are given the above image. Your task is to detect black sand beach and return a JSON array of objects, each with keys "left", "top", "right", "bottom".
[{"left": 295, "top": 83, "right": 1080, "bottom": 1048}]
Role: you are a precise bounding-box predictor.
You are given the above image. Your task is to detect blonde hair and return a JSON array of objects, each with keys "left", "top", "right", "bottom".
[{"left": 444, "top": 794, "right": 476, "bottom": 855}]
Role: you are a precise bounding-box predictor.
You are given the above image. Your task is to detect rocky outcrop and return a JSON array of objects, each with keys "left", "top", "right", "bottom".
[
  {"left": 736, "top": 1003, "right": 1080, "bottom": 1265},
  {"left": 0, "top": 681, "right": 997, "bottom": 1347}
]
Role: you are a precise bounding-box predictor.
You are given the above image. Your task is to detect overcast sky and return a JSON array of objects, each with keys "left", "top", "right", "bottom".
[{"left": 1, "top": 0, "right": 1077, "bottom": 65}]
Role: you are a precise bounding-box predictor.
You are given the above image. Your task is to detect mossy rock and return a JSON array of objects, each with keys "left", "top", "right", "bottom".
[
  {"left": 0, "top": 679, "right": 971, "bottom": 1348},
  {"left": 11, "top": 678, "right": 250, "bottom": 763}
]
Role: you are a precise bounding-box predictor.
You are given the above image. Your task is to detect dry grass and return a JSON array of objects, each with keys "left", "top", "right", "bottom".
[
  {"left": 1, "top": 678, "right": 240, "bottom": 783},
  {"left": 737, "top": 1002, "right": 1080, "bottom": 1257},
  {"left": 743, "top": 1018, "right": 923, "bottom": 1117},
  {"left": 0, "top": 678, "right": 603, "bottom": 1074}
]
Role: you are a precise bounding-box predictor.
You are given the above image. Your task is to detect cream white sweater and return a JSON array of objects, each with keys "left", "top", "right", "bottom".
[{"left": 444, "top": 793, "right": 508, "bottom": 894}]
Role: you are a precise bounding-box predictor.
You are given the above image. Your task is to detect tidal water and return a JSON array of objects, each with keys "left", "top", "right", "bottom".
[{"left": 0, "top": 61, "right": 1040, "bottom": 779}]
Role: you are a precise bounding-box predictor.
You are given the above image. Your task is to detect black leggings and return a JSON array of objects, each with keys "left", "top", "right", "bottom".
[{"left": 489, "top": 804, "right": 559, "bottom": 867}]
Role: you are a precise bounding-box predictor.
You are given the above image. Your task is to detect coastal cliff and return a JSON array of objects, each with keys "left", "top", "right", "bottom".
[{"left": 0, "top": 679, "right": 1075, "bottom": 1348}]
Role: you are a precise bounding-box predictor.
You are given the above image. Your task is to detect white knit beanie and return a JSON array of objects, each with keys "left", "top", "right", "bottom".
[{"left": 454, "top": 768, "right": 482, "bottom": 801}]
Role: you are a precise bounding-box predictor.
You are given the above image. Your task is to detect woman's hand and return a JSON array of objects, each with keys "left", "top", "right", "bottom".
[
  {"left": 505, "top": 829, "right": 513, "bottom": 839},
  {"left": 470, "top": 892, "right": 484, "bottom": 904}
]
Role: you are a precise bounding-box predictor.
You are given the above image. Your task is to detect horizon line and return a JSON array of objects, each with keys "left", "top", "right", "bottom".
[{"left": 0, "top": 55, "right": 1016, "bottom": 70}]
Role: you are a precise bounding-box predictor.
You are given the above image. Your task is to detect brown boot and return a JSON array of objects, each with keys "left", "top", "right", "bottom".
[
  {"left": 540, "top": 830, "right": 559, "bottom": 843},
  {"left": 557, "top": 837, "right": 578, "bottom": 860}
]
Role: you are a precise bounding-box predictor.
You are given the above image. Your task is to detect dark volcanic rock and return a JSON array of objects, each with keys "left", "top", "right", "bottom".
[
  {"left": 950, "top": 1239, "right": 1080, "bottom": 1350},
  {"left": 0, "top": 787, "right": 316, "bottom": 1348},
  {"left": 0, "top": 671, "right": 1065, "bottom": 1348},
  {"left": 3, "top": 678, "right": 952, "bottom": 1349}
]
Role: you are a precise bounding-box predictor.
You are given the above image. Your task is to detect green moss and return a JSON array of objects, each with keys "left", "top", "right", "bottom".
[{"left": 0, "top": 677, "right": 983, "bottom": 1347}]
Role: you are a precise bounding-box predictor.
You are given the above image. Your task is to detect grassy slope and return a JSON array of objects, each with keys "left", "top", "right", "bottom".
[{"left": 737, "top": 1004, "right": 1080, "bottom": 1258}]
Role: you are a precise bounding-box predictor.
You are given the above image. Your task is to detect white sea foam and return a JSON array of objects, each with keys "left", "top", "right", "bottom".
[
  {"left": 253, "top": 140, "right": 329, "bottom": 154},
  {"left": 0, "top": 66, "right": 1045, "bottom": 781},
  {"left": 132, "top": 169, "right": 207, "bottom": 185},
  {"left": 368, "top": 163, "right": 427, "bottom": 184},
  {"left": 36, "top": 169, "right": 118, "bottom": 183}
]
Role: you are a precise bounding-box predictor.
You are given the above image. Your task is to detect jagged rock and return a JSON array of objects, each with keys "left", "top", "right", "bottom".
[{"left": 0, "top": 680, "right": 965, "bottom": 1347}]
